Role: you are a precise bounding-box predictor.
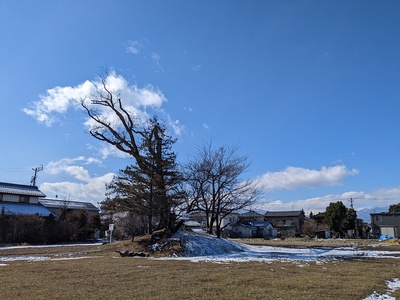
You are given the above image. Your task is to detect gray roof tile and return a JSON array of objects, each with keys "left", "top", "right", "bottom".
[{"left": 0, "top": 182, "right": 46, "bottom": 197}]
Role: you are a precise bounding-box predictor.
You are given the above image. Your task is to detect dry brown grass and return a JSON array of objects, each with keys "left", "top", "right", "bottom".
[
  {"left": 238, "top": 237, "right": 400, "bottom": 251},
  {"left": 0, "top": 241, "right": 399, "bottom": 299}
]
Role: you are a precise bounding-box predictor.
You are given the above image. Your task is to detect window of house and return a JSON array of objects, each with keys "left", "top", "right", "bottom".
[
  {"left": 375, "top": 215, "right": 382, "bottom": 222},
  {"left": 19, "top": 196, "right": 30, "bottom": 203},
  {"left": 282, "top": 219, "right": 292, "bottom": 226},
  {"left": 0, "top": 193, "right": 3, "bottom": 201}
]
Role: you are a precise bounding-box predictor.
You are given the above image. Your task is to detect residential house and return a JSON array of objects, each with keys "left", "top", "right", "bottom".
[
  {"left": 184, "top": 220, "right": 204, "bottom": 233},
  {"left": 264, "top": 210, "right": 305, "bottom": 237},
  {"left": 39, "top": 198, "right": 99, "bottom": 220},
  {"left": 0, "top": 182, "right": 52, "bottom": 216},
  {"left": 370, "top": 212, "right": 400, "bottom": 238},
  {"left": 230, "top": 221, "right": 277, "bottom": 238},
  {"left": 238, "top": 210, "right": 265, "bottom": 222}
]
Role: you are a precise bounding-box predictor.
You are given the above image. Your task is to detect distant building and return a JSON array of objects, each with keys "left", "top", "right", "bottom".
[
  {"left": 370, "top": 212, "right": 400, "bottom": 238},
  {"left": 0, "top": 182, "right": 52, "bottom": 216},
  {"left": 264, "top": 210, "right": 305, "bottom": 237},
  {"left": 230, "top": 221, "right": 277, "bottom": 238},
  {"left": 39, "top": 198, "right": 99, "bottom": 220}
]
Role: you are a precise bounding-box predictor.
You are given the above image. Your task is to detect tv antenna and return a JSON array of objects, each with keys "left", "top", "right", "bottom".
[{"left": 31, "top": 165, "right": 43, "bottom": 186}]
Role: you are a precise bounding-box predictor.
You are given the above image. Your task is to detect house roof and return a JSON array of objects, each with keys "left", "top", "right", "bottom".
[
  {"left": 264, "top": 210, "right": 304, "bottom": 217},
  {"left": 370, "top": 212, "right": 400, "bottom": 216},
  {"left": 184, "top": 220, "right": 202, "bottom": 227},
  {"left": 0, "top": 202, "right": 53, "bottom": 216},
  {"left": 240, "top": 211, "right": 263, "bottom": 217},
  {"left": 39, "top": 198, "right": 99, "bottom": 211},
  {"left": 238, "top": 221, "right": 273, "bottom": 229},
  {"left": 0, "top": 182, "right": 46, "bottom": 197}
]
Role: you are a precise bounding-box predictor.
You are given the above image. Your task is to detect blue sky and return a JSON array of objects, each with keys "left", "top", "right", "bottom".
[{"left": 1, "top": 1, "right": 399, "bottom": 217}]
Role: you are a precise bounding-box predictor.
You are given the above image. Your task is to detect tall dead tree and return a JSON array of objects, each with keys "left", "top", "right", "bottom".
[
  {"left": 185, "top": 143, "right": 259, "bottom": 237},
  {"left": 82, "top": 72, "right": 182, "bottom": 235}
]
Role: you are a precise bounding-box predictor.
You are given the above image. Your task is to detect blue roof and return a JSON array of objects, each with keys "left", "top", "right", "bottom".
[{"left": 0, "top": 202, "right": 53, "bottom": 216}]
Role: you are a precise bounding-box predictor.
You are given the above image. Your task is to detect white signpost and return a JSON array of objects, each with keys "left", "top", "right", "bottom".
[
  {"left": 108, "top": 224, "right": 114, "bottom": 243},
  {"left": 181, "top": 213, "right": 190, "bottom": 231},
  {"left": 181, "top": 213, "right": 190, "bottom": 221}
]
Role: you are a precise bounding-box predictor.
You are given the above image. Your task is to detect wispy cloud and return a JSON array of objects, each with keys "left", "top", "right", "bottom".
[
  {"left": 151, "top": 52, "right": 164, "bottom": 73},
  {"left": 202, "top": 123, "right": 210, "bottom": 129},
  {"left": 125, "top": 39, "right": 164, "bottom": 72},
  {"left": 192, "top": 64, "right": 202, "bottom": 71},
  {"left": 125, "top": 40, "right": 143, "bottom": 55},
  {"left": 96, "top": 144, "right": 131, "bottom": 160},
  {"left": 254, "top": 165, "right": 359, "bottom": 192}
]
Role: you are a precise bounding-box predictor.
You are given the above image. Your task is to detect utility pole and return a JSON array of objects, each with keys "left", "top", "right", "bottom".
[
  {"left": 31, "top": 165, "right": 43, "bottom": 186},
  {"left": 349, "top": 197, "right": 354, "bottom": 209}
]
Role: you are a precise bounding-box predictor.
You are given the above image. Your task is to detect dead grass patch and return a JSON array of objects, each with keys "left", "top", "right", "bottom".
[{"left": 0, "top": 243, "right": 399, "bottom": 300}]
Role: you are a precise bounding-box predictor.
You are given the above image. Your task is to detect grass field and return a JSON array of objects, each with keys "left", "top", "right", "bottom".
[{"left": 0, "top": 240, "right": 399, "bottom": 300}]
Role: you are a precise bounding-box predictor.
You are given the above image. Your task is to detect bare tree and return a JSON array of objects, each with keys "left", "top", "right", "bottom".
[
  {"left": 185, "top": 142, "right": 259, "bottom": 237},
  {"left": 82, "top": 72, "right": 182, "bottom": 236}
]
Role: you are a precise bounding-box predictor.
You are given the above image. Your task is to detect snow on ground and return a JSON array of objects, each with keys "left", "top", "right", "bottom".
[
  {"left": 0, "top": 255, "right": 97, "bottom": 263},
  {"left": 0, "top": 243, "right": 102, "bottom": 251},
  {"left": 0, "top": 242, "right": 102, "bottom": 265},
  {"left": 165, "top": 232, "right": 400, "bottom": 263},
  {"left": 362, "top": 278, "right": 400, "bottom": 300}
]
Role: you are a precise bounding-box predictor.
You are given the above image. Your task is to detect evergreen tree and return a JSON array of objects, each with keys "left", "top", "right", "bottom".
[
  {"left": 102, "top": 117, "right": 184, "bottom": 234},
  {"left": 324, "top": 201, "right": 347, "bottom": 235},
  {"left": 343, "top": 208, "right": 357, "bottom": 231},
  {"left": 82, "top": 72, "right": 184, "bottom": 235},
  {"left": 389, "top": 203, "right": 400, "bottom": 213}
]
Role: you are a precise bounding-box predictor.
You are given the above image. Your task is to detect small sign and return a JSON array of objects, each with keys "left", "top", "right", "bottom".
[
  {"left": 181, "top": 213, "right": 190, "bottom": 221},
  {"left": 109, "top": 224, "right": 114, "bottom": 231}
]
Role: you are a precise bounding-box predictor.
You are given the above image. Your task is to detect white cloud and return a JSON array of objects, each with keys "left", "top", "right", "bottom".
[
  {"left": 45, "top": 156, "right": 102, "bottom": 180},
  {"left": 254, "top": 187, "right": 400, "bottom": 219},
  {"left": 24, "top": 71, "right": 167, "bottom": 131},
  {"left": 254, "top": 165, "right": 359, "bottom": 191},
  {"left": 40, "top": 173, "right": 114, "bottom": 206},
  {"left": 40, "top": 156, "right": 114, "bottom": 205},
  {"left": 23, "top": 80, "right": 94, "bottom": 126},
  {"left": 255, "top": 194, "right": 344, "bottom": 215},
  {"left": 171, "top": 119, "right": 183, "bottom": 136},
  {"left": 203, "top": 123, "right": 210, "bottom": 129},
  {"left": 98, "top": 144, "right": 131, "bottom": 160}
]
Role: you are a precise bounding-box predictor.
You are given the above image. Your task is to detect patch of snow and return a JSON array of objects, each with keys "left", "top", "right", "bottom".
[
  {"left": 0, "top": 255, "right": 95, "bottom": 262},
  {"left": 175, "top": 232, "right": 246, "bottom": 256},
  {"left": 362, "top": 278, "right": 400, "bottom": 300},
  {"left": 0, "top": 243, "right": 102, "bottom": 251},
  {"left": 155, "top": 232, "right": 400, "bottom": 263}
]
